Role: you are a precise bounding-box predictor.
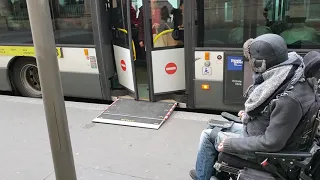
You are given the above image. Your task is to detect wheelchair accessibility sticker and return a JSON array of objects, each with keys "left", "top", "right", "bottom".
[
  {"left": 202, "top": 67, "right": 212, "bottom": 75},
  {"left": 227, "top": 56, "right": 243, "bottom": 71}
]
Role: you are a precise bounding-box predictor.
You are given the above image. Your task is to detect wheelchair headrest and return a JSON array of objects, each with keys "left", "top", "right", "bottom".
[{"left": 303, "top": 51, "right": 320, "bottom": 78}]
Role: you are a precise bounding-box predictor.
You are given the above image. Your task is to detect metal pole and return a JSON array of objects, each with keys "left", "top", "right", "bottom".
[{"left": 25, "top": 1, "right": 77, "bottom": 180}]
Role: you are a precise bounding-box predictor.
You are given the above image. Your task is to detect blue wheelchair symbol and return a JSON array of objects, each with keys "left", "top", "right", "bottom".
[{"left": 203, "top": 67, "right": 211, "bottom": 75}]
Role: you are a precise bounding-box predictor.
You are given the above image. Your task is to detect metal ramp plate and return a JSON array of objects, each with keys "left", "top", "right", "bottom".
[{"left": 92, "top": 98, "right": 177, "bottom": 129}]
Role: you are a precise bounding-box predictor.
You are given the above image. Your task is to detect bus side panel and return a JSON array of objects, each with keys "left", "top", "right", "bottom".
[
  {"left": 0, "top": 47, "right": 104, "bottom": 100},
  {"left": 60, "top": 72, "right": 102, "bottom": 99},
  {"left": 0, "top": 56, "right": 14, "bottom": 91},
  {"left": 194, "top": 80, "right": 242, "bottom": 112},
  {"left": 193, "top": 51, "right": 243, "bottom": 112},
  {"left": 58, "top": 47, "right": 103, "bottom": 99},
  {"left": 0, "top": 67, "right": 11, "bottom": 91}
]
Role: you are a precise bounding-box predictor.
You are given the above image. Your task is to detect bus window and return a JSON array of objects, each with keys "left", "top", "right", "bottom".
[
  {"left": 111, "top": 0, "right": 130, "bottom": 49},
  {"left": 0, "top": 0, "right": 94, "bottom": 45},
  {"left": 276, "top": 0, "right": 320, "bottom": 48},
  {"left": 197, "top": 0, "right": 251, "bottom": 47},
  {"left": 197, "top": 0, "right": 320, "bottom": 49},
  {"left": 227, "top": 1, "right": 268, "bottom": 45},
  {"left": 308, "top": 0, "right": 320, "bottom": 20},
  {"left": 50, "top": 0, "right": 94, "bottom": 45},
  {"left": 146, "top": 0, "right": 183, "bottom": 48},
  {"left": 225, "top": 0, "right": 272, "bottom": 45},
  {"left": 0, "top": 0, "right": 33, "bottom": 44},
  {"left": 251, "top": 0, "right": 320, "bottom": 48}
]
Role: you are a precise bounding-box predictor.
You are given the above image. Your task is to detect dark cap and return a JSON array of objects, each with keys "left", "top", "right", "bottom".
[{"left": 249, "top": 34, "right": 288, "bottom": 69}]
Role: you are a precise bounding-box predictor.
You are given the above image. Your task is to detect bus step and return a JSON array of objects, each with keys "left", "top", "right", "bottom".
[{"left": 92, "top": 98, "right": 177, "bottom": 129}]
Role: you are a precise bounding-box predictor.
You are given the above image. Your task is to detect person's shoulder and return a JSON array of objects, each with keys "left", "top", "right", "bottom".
[
  {"left": 289, "top": 80, "right": 314, "bottom": 99},
  {"left": 284, "top": 80, "right": 316, "bottom": 114}
]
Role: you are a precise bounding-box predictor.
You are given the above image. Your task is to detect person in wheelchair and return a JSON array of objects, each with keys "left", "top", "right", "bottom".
[{"left": 189, "top": 33, "right": 319, "bottom": 180}]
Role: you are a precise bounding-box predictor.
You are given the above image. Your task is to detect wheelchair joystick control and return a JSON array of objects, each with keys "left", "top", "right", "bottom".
[{"left": 221, "top": 112, "right": 242, "bottom": 123}]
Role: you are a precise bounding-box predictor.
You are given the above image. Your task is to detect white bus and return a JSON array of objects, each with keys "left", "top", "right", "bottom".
[{"left": 0, "top": 0, "right": 319, "bottom": 112}]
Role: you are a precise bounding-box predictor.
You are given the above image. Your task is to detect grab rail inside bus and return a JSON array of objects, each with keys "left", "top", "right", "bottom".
[
  {"left": 117, "top": 28, "right": 136, "bottom": 61},
  {"left": 153, "top": 29, "right": 174, "bottom": 44}
]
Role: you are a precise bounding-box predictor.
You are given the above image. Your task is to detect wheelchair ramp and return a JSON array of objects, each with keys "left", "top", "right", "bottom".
[{"left": 92, "top": 98, "right": 177, "bottom": 129}]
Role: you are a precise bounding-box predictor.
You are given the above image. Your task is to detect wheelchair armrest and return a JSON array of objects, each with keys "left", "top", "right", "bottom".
[
  {"left": 221, "top": 112, "right": 242, "bottom": 123},
  {"left": 255, "top": 151, "right": 312, "bottom": 159}
]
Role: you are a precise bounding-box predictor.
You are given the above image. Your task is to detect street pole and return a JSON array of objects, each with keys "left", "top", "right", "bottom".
[{"left": 25, "top": 1, "right": 77, "bottom": 180}]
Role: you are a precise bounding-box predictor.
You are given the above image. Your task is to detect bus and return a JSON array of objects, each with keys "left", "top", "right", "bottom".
[{"left": 0, "top": 0, "right": 319, "bottom": 112}]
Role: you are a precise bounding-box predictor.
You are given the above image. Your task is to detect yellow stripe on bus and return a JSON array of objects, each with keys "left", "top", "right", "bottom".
[{"left": 0, "top": 46, "right": 63, "bottom": 58}]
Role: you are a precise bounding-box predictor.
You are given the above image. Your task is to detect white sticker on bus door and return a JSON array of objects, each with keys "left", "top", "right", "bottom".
[
  {"left": 113, "top": 45, "right": 135, "bottom": 92},
  {"left": 151, "top": 48, "right": 185, "bottom": 94}
]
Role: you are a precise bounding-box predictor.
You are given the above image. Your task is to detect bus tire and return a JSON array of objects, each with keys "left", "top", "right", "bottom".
[{"left": 12, "top": 58, "right": 42, "bottom": 98}]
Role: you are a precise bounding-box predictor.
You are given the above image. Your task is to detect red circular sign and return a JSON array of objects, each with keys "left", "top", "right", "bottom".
[
  {"left": 120, "top": 60, "right": 126, "bottom": 71},
  {"left": 165, "top": 62, "right": 177, "bottom": 75}
]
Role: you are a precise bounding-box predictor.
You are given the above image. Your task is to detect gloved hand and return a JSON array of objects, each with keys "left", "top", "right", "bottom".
[
  {"left": 238, "top": 110, "right": 245, "bottom": 119},
  {"left": 238, "top": 110, "right": 249, "bottom": 123}
]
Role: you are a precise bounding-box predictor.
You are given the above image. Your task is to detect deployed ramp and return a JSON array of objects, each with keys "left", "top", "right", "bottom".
[{"left": 92, "top": 98, "right": 177, "bottom": 129}]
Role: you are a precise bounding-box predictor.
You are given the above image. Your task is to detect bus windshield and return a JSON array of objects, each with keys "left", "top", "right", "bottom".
[{"left": 196, "top": 0, "right": 320, "bottom": 49}]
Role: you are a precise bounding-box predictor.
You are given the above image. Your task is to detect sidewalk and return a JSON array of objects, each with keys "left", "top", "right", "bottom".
[{"left": 0, "top": 95, "right": 218, "bottom": 180}]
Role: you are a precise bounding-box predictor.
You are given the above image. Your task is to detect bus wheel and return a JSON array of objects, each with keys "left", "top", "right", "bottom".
[{"left": 12, "top": 58, "right": 42, "bottom": 98}]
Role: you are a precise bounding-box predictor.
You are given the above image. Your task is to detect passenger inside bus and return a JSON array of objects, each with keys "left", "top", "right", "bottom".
[
  {"left": 137, "top": 0, "right": 173, "bottom": 48},
  {"left": 130, "top": 3, "right": 139, "bottom": 28},
  {"left": 136, "top": 0, "right": 184, "bottom": 49},
  {"left": 171, "top": 0, "right": 184, "bottom": 29},
  {"left": 158, "top": 6, "right": 172, "bottom": 32},
  {"left": 277, "top": 4, "right": 319, "bottom": 46},
  {"left": 258, "top": 0, "right": 320, "bottom": 46},
  {"left": 130, "top": 2, "right": 142, "bottom": 61},
  {"left": 189, "top": 34, "right": 317, "bottom": 180}
]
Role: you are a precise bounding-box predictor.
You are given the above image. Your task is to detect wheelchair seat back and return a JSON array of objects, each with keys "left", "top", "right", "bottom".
[
  {"left": 304, "top": 51, "right": 320, "bottom": 78},
  {"left": 309, "top": 145, "right": 320, "bottom": 180},
  {"left": 303, "top": 51, "right": 320, "bottom": 141},
  {"left": 283, "top": 51, "right": 320, "bottom": 152},
  {"left": 303, "top": 52, "right": 320, "bottom": 179}
]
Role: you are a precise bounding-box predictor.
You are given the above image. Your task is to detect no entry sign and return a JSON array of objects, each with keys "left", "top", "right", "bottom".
[
  {"left": 120, "top": 60, "right": 126, "bottom": 71},
  {"left": 165, "top": 62, "right": 177, "bottom": 75}
]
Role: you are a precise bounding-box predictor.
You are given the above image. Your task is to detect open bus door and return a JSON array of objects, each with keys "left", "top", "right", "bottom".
[
  {"left": 92, "top": 0, "right": 178, "bottom": 129},
  {"left": 109, "top": 0, "right": 139, "bottom": 99},
  {"left": 104, "top": 0, "right": 187, "bottom": 102},
  {"left": 141, "top": 0, "right": 186, "bottom": 102}
]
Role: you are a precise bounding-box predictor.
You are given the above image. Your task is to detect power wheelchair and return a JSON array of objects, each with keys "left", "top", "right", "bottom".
[{"left": 209, "top": 51, "right": 320, "bottom": 180}]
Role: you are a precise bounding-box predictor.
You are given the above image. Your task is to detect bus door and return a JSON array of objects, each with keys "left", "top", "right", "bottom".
[
  {"left": 141, "top": 0, "right": 186, "bottom": 102},
  {"left": 110, "top": 0, "right": 139, "bottom": 99}
]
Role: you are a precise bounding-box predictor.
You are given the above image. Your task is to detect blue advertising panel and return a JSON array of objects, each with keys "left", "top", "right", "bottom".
[
  {"left": 224, "top": 55, "right": 246, "bottom": 104},
  {"left": 227, "top": 56, "right": 243, "bottom": 71}
]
